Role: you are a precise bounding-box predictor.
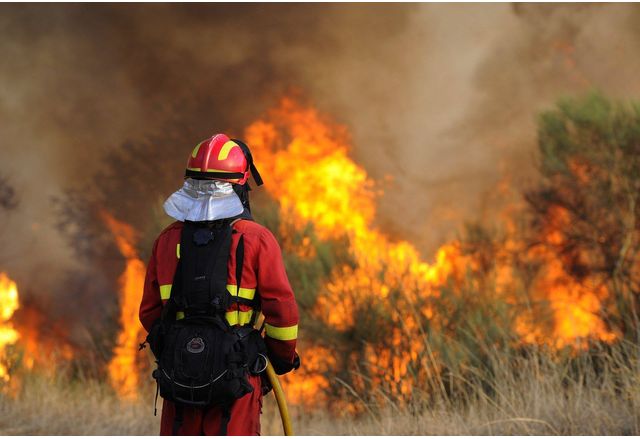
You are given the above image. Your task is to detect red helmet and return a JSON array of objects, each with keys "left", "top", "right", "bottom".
[{"left": 185, "top": 134, "right": 262, "bottom": 186}]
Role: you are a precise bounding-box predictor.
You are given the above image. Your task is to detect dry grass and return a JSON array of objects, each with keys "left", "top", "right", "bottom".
[
  {"left": 307, "top": 343, "right": 640, "bottom": 435},
  {"left": 0, "top": 373, "right": 157, "bottom": 435},
  {"left": 1, "top": 345, "right": 638, "bottom": 435}
]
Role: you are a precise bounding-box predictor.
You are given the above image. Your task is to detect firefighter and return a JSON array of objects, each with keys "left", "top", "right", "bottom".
[{"left": 139, "top": 134, "right": 300, "bottom": 435}]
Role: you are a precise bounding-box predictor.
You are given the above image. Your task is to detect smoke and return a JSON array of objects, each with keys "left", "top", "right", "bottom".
[
  {"left": 1, "top": 3, "right": 640, "bottom": 336},
  {"left": 294, "top": 3, "right": 640, "bottom": 251}
]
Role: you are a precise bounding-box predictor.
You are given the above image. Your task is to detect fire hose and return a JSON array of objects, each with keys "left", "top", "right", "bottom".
[
  {"left": 265, "top": 360, "right": 294, "bottom": 436},
  {"left": 255, "top": 312, "right": 294, "bottom": 436}
]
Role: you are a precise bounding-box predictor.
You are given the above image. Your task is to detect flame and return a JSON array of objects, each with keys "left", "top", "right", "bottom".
[
  {"left": 515, "top": 205, "right": 617, "bottom": 348},
  {"left": 0, "top": 273, "right": 75, "bottom": 390},
  {"left": 0, "top": 273, "right": 19, "bottom": 383},
  {"left": 245, "top": 98, "right": 618, "bottom": 406},
  {"left": 102, "top": 212, "right": 146, "bottom": 399},
  {"left": 282, "top": 344, "right": 336, "bottom": 406},
  {"left": 14, "top": 305, "right": 75, "bottom": 371},
  {"left": 247, "top": 102, "right": 375, "bottom": 241},
  {"left": 0, "top": 97, "right": 618, "bottom": 408},
  {"left": 246, "top": 99, "right": 468, "bottom": 404}
]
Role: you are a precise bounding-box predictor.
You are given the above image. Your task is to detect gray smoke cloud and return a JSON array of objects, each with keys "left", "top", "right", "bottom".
[
  {"left": 1, "top": 3, "right": 640, "bottom": 332},
  {"left": 297, "top": 3, "right": 640, "bottom": 252}
]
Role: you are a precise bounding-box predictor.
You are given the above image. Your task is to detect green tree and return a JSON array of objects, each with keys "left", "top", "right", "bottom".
[{"left": 526, "top": 92, "right": 640, "bottom": 341}]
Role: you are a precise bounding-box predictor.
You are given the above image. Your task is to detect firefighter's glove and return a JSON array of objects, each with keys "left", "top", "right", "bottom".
[{"left": 270, "top": 351, "right": 301, "bottom": 375}]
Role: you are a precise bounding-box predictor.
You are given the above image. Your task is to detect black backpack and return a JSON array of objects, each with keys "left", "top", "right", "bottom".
[{"left": 145, "top": 219, "right": 267, "bottom": 435}]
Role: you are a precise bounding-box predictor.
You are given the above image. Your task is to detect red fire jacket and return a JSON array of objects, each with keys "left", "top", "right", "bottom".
[{"left": 139, "top": 218, "right": 299, "bottom": 434}]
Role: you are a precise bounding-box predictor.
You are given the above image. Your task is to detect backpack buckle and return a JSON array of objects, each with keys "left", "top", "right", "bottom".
[{"left": 251, "top": 353, "right": 268, "bottom": 374}]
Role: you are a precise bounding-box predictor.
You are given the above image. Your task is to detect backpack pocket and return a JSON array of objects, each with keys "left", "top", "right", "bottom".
[{"left": 155, "top": 320, "right": 253, "bottom": 406}]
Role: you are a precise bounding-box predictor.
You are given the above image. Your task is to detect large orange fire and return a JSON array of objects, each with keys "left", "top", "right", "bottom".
[
  {"left": 0, "top": 97, "right": 620, "bottom": 409},
  {"left": 0, "top": 273, "right": 19, "bottom": 383},
  {"left": 245, "top": 97, "right": 618, "bottom": 405},
  {"left": 0, "top": 272, "right": 76, "bottom": 389},
  {"left": 102, "top": 212, "right": 147, "bottom": 399},
  {"left": 245, "top": 99, "right": 468, "bottom": 403}
]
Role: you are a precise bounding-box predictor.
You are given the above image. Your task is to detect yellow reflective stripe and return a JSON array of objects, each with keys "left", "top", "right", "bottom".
[
  {"left": 191, "top": 141, "right": 203, "bottom": 158},
  {"left": 189, "top": 167, "right": 237, "bottom": 174},
  {"left": 176, "top": 243, "right": 180, "bottom": 259},
  {"left": 265, "top": 323, "right": 298, "bottom": 341},
  {"left": 225, "top": 310, "right": 254, "bottom": 326},
  {"left": 218, "top": 141, "right": 238, "bottom": 160},
  {"left": 238, "top": 288, "right": 255, "bottom": 300},
  {"left": 226, "top": 284, "right": 256, "bottom": 301},
  {"left": 205, "top": 168, "right": 235, "bottom": 173},
  {"left": 160, "top": 284, "right": 172, "bottom": 300},
  {"left": 176, "top": 311, "right": 185, "bottom": 320}
]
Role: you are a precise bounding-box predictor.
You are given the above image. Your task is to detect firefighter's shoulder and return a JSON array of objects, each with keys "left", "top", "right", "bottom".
[
  {"left": 233, "top": 219, "right": 277, "bottom": 241},
  {"left": 156, "top": 221, "right": 183, "bottom": 243},
  {"left": 158, "top": 221, "right": 184, "bottom": 238}
]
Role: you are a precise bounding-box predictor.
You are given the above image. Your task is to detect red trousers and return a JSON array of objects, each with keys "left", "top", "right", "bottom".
[{"left": 160, "top": 375, "right": 263, "bottom": 435}]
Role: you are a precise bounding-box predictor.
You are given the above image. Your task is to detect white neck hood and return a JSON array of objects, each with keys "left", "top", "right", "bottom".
[{"left": 163, "top": 178, "right": 244, "bottom": 222}]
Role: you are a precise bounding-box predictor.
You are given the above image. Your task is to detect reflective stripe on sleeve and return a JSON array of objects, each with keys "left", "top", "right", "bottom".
[
  {"left": 265, "top": 323, "right": 298, "bottom": 341},
  {"left": 226, "top": 284, "right": 256, "bottom": 301},
  {"left": 225, "top": 310, "right": 254, "bottom": 326},
  {"left": 160, "top": 284, "right": 172, "bottom": 300},
  {"left": 176, "top": 244, "right": 180, "bottom": 259}
]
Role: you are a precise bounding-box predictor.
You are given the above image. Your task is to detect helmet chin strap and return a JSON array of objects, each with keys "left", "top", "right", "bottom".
[
  {"left": 231, "top": 139, "right": 264, "bottom": 186},
  {"left": 229, "top": 138, "right": 264, "bottom": 214}
]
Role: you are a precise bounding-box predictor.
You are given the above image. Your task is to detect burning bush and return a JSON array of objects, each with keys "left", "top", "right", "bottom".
[
  {"left": 526, "top": 93, "right": 640, "bottom": 343},
  {"left": 241, "top": 94, "right": 640, "bottom": 411}
]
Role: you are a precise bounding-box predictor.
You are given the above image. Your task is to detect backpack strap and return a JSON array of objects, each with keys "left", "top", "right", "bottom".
[
  {"left": 235, "top": 234, "right": 245, "bottom": 299},
  {"left": 205, "top": 223, "right": 232, "bottom": 312},
  {"left": 229, "top": 233, "right": 259, "bottom": 313},
  {"left": 160, "top": 259, "right": 182, "bottom": 324},
  {"left": 174, "top": 220, "right": 233, "bottom": 317}
]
